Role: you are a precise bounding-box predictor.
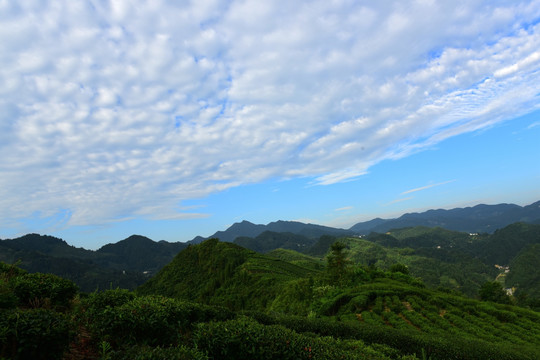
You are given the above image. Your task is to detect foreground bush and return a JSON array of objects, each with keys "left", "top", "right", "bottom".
[
  {"left": 193, "top": 316, "right": 387, "bottom": 360},
  {"left": 83, "top": 294, "right": 235, "bottom": 347},
  {"left": 110, "top": 345, "right": 208, "bottom": 360},
  {"left": 10, "top": 272, "right": 78, "bottom": 309},
  {"left": 0, "top": 308, "right": 73, "bottom": 360}
]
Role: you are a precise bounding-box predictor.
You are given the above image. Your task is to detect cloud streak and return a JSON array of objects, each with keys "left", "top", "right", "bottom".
[
  {"left": 384, "top": 197, "right": 414, "bottom": 206},
  {"left": 1, "top": 1, "right": 540, "bottom": 230},
  {"left": 401, "top": 180, "right": 457, "bottom": 195},
  {"left": 334, "top": 206, "right": 353, "bottom": 212}
]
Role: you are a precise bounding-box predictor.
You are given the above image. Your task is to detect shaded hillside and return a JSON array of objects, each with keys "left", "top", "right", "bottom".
[
  {"left": 96, "top": 234, "right": 186, "bottom": 273},
  {"left": 0, "top": 233, "right": 94, "bottom": 259},
  {"left": 351, "top": 200, "right": 540, "bottom": 234},
  {"left": 234, "top": 231, "right": 316, "bottom": 253},
  {"left": 138, "top": 238, "right": 319, "bottom": 310},
  {"left": 474, "top": 222, "right": 540, "bottom": 265},
  {"left": 0, "top": 233, "right": 186, "bottom": 292},
  {"left": 305, "top": 235, "right": 340, "bottom": 256},
  {"left": 505, "top": 243, "right": 540, "bottom": 298},
  {"left": 0, "top": 244, "right": 145, "bottom": 291}
]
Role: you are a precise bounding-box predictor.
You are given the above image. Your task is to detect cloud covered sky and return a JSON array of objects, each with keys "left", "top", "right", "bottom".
[{"left": 1, "top": 0, "right": 540, "bottom": 248}]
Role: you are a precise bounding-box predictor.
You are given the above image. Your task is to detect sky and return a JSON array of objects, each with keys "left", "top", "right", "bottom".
[{"left": 1, "top": 0, "right": 540, "bottom": 249}]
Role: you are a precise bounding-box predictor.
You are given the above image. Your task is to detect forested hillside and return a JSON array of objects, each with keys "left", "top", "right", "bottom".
[
  {"left": 0, "top": 234, "right": 186, "bottom": 292},
  {"left": 138, "top": 238, "right": 318, "bottom": 310}
]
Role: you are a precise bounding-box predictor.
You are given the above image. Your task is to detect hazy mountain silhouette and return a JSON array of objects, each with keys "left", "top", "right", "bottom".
[
  {"left": 350, "top": 200, "right": 540, "bottom": 234},
  {"left": 189, "top": 220, "right": 353, "bottom": 243}
]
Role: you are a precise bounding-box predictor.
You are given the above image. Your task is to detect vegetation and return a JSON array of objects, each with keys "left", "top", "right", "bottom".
[
  {"left": 0, "top": 234, "right": 186, "bottom": 292},
  {"left": 506, "top": 244, "right": 540, "bottom": 299},
  {"left": 135, "top": 238, "right": 540, "bottom": 359},
  {"left": 2, "top": 219, "right": 540, "bottom": 359},
  {"left": 137, "top": 239, "right": 317, "bottom": 311}
]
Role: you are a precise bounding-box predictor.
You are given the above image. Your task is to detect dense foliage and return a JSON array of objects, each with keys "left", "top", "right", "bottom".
[
  {"left": 137, "top": 238, "right": 318, "bottom": 310},
  {"left": 0, "top": 262, "right": 76, "bottom": 359}
]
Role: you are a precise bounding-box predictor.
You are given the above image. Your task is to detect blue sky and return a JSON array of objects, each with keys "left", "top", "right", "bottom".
[{"left": 1, "top": 1, "right": 540, "bottom": 249}]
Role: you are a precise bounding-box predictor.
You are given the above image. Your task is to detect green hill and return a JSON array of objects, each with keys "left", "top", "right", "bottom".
[
  {"left": 95, "top": 235, "right": 187, "bottom": 273},
  {"left": 266, "top": 248, "right": 326, "bottom": 272},
  {"left": 0, "top": 233, "right": 186, "bottom": 292},
  {"left": 335, "top": 235, "right": 495, "bottom": 297},
  {"left": 137, "top": 238, "right": 318, "bottom": 310},
  {"left": 476, "top": 222, "right": 540, "bottom": 265},
  {"left": 234, "top": 231, "right": 316, "bottom": 253},
  {"left": 506, "top": 243, "right": 540, "bottom": 299}
]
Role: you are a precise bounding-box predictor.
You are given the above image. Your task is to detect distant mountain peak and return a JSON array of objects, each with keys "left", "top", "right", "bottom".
[{"left": 350, "top": 199, "right": 540, "bottom": 234}]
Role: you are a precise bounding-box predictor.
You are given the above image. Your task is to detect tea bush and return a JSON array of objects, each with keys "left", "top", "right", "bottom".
[
  {"left": 85, "top": 295, "right": 235, "bottom": 347},
  {"left": 110, "top": 345, "right": 209, "bottom": 360},
  {"left": 0, "top": 278, "right": 17, "bottom": 309},
  {"left": 11, "top": 273, "right": 78, "bottom": 309},
  {"left": 84, "top": 288, "right": 136, "bottom": 311},
  {"left": 0, "top": 308, "right": 73, "bottom": 360},
  {"left": 193, "top": 316, "right": 385, "bottom": 360}
]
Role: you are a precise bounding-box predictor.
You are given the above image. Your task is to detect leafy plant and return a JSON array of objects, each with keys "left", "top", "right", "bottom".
[
  {"left": 10, "top": 273, "right": 78, "bottom": 309},
  {"left": 0, "top": 308, "right": 73, "bottom": 360}
]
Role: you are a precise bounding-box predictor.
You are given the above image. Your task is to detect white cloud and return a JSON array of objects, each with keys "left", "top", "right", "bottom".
[
  {"left": 335, "top": 206, "right": 353, "bottom": 212},
  {"left": 1, "top": 0, "right": 540, "bottom": 230}
]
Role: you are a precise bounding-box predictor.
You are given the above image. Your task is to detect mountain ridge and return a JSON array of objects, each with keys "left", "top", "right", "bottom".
[
  {"left": 188, "top": 200, "right": 540, "bottom": 244},
  {"left": 350, "top": 200, "right": 540, "bottom": 234}
]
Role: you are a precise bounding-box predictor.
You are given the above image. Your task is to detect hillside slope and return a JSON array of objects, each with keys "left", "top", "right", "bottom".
[
  {"left": 0, "top": 233, "right": 186, "bottom": 292},
  {"left": 138, "top": 238, "right": 320, "bottom": 310}
]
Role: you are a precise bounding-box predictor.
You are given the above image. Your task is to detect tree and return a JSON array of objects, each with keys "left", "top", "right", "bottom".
[
  {"left": 390, "top": 263, "right": 409, "bottom": 275},
  {"left": 479, "top": 281, "right": 511, "bottom": 304},
  {"left": 326, "top": 241, "right": 351, "bottom": 285}
]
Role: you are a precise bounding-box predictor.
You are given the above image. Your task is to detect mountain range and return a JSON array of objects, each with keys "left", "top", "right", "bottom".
[
  {"left": 191, "top": 200, "right": 540, "bottom": 243},
  {"left": 2, "top": 199, "right": 540, "bottom": 293}
]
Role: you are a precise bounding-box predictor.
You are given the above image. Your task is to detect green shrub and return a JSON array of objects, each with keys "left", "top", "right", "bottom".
[
  {"left": 390, "top": 263, "right": 410, "bottom": 275},
  {"left": 86, "top": 295, "right": 235, "bottom": 347},
  {"left": 0, "top": 262, "right": 27, "bottom": 278},
  {"left": 11, "top": 273, "right": 78, "bottom": 309},
  {"left": 90, "top": 288, "right": 135, "bottom": 308},
  {"left": 194, "top": 316, "right": 382, "bottom": 360},
  {"left": 0, "top": 308, "right": 73, "bottom": 360},
  {"left": 82, "top": 288, "right": 136, "bottom": 314},
  {"left": 111, "top": 345, "right": 208, "bottom": 360},
  {"left": 0, "top": 279, "right": 17, "bottom": 309}
]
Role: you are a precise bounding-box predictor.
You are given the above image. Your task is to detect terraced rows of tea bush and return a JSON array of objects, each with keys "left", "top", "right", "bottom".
[{"left": 334, "top": 279, "right": 540, "bottom": 350}]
